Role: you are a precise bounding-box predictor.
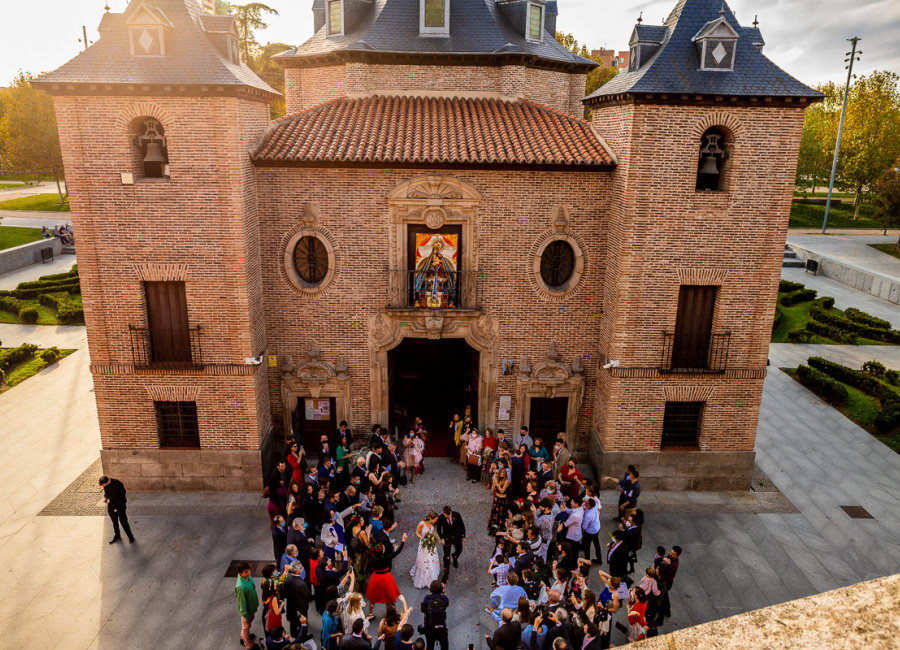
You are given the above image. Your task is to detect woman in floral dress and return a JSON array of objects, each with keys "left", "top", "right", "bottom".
[
  {"left": 488, "top": 460, "right": 510, "bottom": 534},
  {"left": 404, "top": 430, "right": 426, "bottom": 485}
]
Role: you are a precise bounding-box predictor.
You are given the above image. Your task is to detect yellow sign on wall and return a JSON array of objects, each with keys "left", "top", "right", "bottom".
[{"left": 267, "top": 355, "right": 278, "bottom": 367}]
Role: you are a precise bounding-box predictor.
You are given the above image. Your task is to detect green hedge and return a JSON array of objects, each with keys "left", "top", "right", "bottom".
[
  {"left": 40, "top": 347, "right": 60, "bottom": 364},
  {"left": 844, "top": 308, "right": 891, "bottom": 331},
  {"left": 37, "top": 269, "right": 78, "bottom": 283},
  {"left": 780, "top": 288, "right": 818, "bottom": 306},
  {"left": 809, "top": 305, "right": 900, "bottom": 343},
  {"left": 0, "top": 296, "right": 27, "bottom": 315},
  {"left": 779, "top": 280, "right": 806, "bottom": 293},
  {"left": 773, "top": 308, "right": 785, "bottom": 333},
  {"left": 5, "top": 279, "right": 80, "bottom": 299},
  {"left": 806, "top": 319, "right": 857, "bottom": 343},
  {"left": 0, "top": 343, "right": 38, "bottom": 374},
  {"left": 37, "top": 292, "right": 69, "bottom": 309},
  {"left": 796, "top": 364, "right": 849, "bottom": 403},
  {"left": 57, "top": 302, "right": 84, "bottom": 325},
  {"left": 806, "top": 356, "right": 900, "bottom": 431}
]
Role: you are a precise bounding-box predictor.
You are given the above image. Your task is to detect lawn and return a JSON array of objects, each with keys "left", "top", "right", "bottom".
[
  {"left": 0, "top": 226, "right": 43, "bottom": 251},
  {"left": 868, "top": 244, "right": 900, "bottom": 261},
  {"left": 771, "top": 294, "right": 887, "bottom": 345},
  {"left": 0, "top": 294, "right": 82, "bottom": 326},
  {"left": 0, "top": 348, "right": 75, "bottom": 393},
  {"left": 783, "top": 367, "right": 900, "bottom": 455},
  {"left": 0, "top": 193, "right": 69, "bottom": 211},
  {"left": 788, "top": 201, "right": 880, "bottom": 229},
  {"left": 792, "top": 191, "right": 856, "bottom": 199},
  {"left": 0, "top": 174, "right": 57, "bottom": 182},
  {"left": 0, "top": 183, "right": 26, "bottom": 190}
]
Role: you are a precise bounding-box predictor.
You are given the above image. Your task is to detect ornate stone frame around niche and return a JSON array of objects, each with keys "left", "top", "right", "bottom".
[
  {"left": 280, "top": 342, "right": 352, "bottom": 439},
  {"left": 368, "top": 311, "right": 500, "bottom": 432},
  {"left": 530, "top": 207, "right": 586, "bottom": 301},
  {"left": 387, "top": 175, "right": 482, "bottom": 272},
  {"left": 282, "top": 203, "right": 337, "bottom": 295},
  {"left": 514, "top": 342, "right": 585, "bottom": 451}
]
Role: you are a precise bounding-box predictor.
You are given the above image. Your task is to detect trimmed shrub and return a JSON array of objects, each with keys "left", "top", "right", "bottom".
[
  {"left": 844, "top": 308, "right": 891, "bottom": 331},
  {"left": 57, "top": 302, "right": 84, "bottom": 325},
  {"left": 0, "top": 343, "right": 38, "bottom": 373},
  {"left": 809, "top": 305, "right": 900, "bottom": 343},
  {"left": 886, "top": 370, "right": 900, "bottom": 386},
  {"left": 37, "top": 269, "right": 78, "bottom": 282},
  {"left": 805, "top": 319, "right": 856, "bottom": 343},
  {"left": 18, "top": 307, "right": 39, "bottom": 324},
  {"left": 806, "top": 356, "right": 900, "bottom": 432},
  {"left": 0, "top": 295, "right": 27, "bottom": 315},
  {"left": 818, "top": 296, "right": 835, "bottom": 309},
  {"left": 779, "top": 280, "right": 805, "bottom": 293},
  {"left": 796, "top": 364, "right": 849, "bottom": 403},
  {"left": 37, "top": 292, "right": 69, "bottom": 309},
  {"left": 788, "top": 330, "right": 814, "bottom": 343},
  {"left": 11, "top": 279, "right": 80, "bottom": 299},
  {"left": 780, "top": 288, "right": 818, "bottom": 306},
  {"left": 862, "top": 360, "right": 887, "bottom": 377},
  {"left": 773, "top": 308, "right": 785, "bottom": 333},
  {"left": 40, "top": 347, "right": 60, "bottom": 365}
]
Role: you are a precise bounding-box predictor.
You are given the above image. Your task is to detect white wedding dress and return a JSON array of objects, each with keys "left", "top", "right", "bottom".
[{"left": 410, "top": 522, "right": 442, "bottom": 589}]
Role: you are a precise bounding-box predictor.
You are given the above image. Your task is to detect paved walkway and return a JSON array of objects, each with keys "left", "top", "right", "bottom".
[
  {"left": 0, "top": 180, "right": 66, "bottom": 202},
  {"left": 0, "top": 255, "right": 76, "bottom": 291},
  {"left": 787, "top": 234, "right": 900, "bottom": 279}
]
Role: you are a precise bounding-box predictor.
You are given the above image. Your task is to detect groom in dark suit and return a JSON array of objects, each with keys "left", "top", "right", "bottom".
[{"left": 435, "top": 505, "right": 466, "bottom": 583}]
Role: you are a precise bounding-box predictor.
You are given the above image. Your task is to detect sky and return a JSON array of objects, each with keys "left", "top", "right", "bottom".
[{"left": 1, "top": 0, "right": 897, "bottom": 87}]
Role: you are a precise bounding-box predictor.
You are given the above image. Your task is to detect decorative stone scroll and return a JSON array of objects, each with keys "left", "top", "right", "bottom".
[{"left": 280, "top": 341, "right": 352, "bottom": 435}]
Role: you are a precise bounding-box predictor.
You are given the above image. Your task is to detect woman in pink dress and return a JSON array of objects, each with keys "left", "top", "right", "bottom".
[
  {"left": 404, "top": 430, "right": 425, "bottom": 485},
  {"left": 465, "top": 428, "right": 484, "bottom": 483}
]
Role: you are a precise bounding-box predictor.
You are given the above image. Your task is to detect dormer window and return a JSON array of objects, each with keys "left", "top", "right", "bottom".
[
  {"left": 420, "top": 0, "right": 450, "bottom": 36},
  {"left": 527, "top": 2, "right": 544, "bottom": 42},
  {"left": 327, "top": 0, "right": 343, "bottom": 36},
  {"left": 692, "top": 16, "right": 739, "bottom": 71},
  {"left": 126, "top": 2, "right": 173, "bottom": 57}
]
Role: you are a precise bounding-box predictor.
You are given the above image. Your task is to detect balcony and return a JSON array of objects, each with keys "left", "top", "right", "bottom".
[
  {"left": 661, "top": 331, "right": 731, "bottom": 373},
  {"left": 387, "top": 269, "right": 482, "bottom": 310},
  {"left": 129, "top": 325, "right": 203, "bottom": 369}
]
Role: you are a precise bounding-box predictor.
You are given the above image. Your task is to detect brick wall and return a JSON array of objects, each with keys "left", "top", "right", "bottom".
[{"left": 284, "top": 62, "right": 585, "bottom": 114}]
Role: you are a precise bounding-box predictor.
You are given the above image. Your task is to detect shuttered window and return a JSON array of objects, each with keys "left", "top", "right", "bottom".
[
  {"left": 671, "top": 285, "right": 717, "bottom": 369},
  {"left": 144, "top": 281, "right": 191, "bottom": 363},
  {"left": 155, "top": 401, "right": 200, "bottom": 448}
]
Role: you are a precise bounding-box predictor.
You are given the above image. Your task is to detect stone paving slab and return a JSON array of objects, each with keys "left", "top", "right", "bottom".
[{"left": 0, "top": 253, "right": 76, "bottom": 290}]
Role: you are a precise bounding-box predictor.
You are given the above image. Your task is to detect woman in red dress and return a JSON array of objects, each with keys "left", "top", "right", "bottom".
[
  {"left": 286, "top": 441, "right": 307, "bottom": 486},
  {"left": 365, "top": 524, "right": 407, "bottom": 616},
  {"left": 559, "top": 460, "right": 585, "bottom": 499}
]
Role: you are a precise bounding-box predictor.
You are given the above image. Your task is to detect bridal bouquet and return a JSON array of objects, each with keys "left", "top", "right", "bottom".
[{"left": 422, "top": 530, "right": 439, "bottom": 554}]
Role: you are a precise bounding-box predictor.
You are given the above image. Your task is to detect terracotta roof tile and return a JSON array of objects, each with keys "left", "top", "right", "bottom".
[{"left": 252, "top": 95, "right": 615, "bottom": 169}]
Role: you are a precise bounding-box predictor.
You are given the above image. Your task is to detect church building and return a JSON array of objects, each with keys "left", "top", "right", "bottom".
[{"left": 34, "top": 0, "right": 821, "bottom": 491}]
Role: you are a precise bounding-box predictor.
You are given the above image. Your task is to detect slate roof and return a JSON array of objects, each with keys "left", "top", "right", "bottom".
[
  {"left": 586, "top": 0, "right": 822, "bottom": 102},
  {"left": 633, "top": 25, "right": 667, "bottom": 43},
  {"left": 277, "top": 0, "right": 595, "bottom": 71},
  {"left": 251, "top": 94, "right": 615, "bottom": 168},
  {"left": 33, "top": 0, "right": 278, "bottom": 99}
]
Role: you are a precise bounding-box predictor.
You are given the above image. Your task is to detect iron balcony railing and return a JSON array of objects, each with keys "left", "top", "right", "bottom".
[
  {"left": 661, "top": 331, "right": 731, "bottom": 373},
  {"left": 387, "top": 269, "right": 482, "bottom": 309},
  {"left": 129, "top": 325, "right": 203, "bottom": 369}
]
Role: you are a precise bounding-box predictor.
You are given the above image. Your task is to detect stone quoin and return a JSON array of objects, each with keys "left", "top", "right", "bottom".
[{"left": 33, "top": 0, "right": 823, "bottom": 491}]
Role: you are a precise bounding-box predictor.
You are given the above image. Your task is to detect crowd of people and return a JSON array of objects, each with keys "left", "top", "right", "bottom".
[
  {"left": 41, "top": 223, "right": 74, "bottom": 245},
  {"left": 241, "top": 419, "right": 684, "bottom": 650}
]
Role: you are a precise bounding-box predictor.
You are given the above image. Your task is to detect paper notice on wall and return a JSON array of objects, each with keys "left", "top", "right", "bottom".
[
  {"left": 498, "top": 395, "right": 511, "bottom": 421},
  {"left": 305, "top": 398, "right": 331, "bottom": 421}
]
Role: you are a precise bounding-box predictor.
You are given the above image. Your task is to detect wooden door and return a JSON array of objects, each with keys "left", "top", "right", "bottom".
[
  {"left": 529, "top": 397, "right": 568, "bottom": 444},
  {"left": 144, "top": 281, "right": 191, "bottom": 363},
  {"left": 671, "top": 285, "right": 717, "bottom": 369},
  {"left": 297, "top": 397, "right": 337, "bottom": 456}
]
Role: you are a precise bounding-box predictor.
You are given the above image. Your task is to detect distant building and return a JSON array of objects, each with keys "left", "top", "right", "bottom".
[{"left": 591, "top": 48, "right": 629, "bottom": 70}]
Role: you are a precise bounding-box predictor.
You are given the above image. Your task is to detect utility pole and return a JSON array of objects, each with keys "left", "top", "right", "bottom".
[{"left": 822, "top": 37, "right": 861, "bottom": 233}]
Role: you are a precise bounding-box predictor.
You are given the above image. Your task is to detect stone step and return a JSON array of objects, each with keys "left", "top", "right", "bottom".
[
  {"left": 61, "top": 245, "right": 76, "bottom": 255},
  {"left": 783, "top": 251, "right": 798, "bottom": 259},
  {"left": 782, "top": 259, "right": 805, "bottom": 268}
]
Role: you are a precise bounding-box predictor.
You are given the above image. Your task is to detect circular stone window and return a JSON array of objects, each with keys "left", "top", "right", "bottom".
[
  {"left": 540, "top": 240, "right": 576, "bottom": 290},
  {"left": 284, "top": 231, "right": 335, "bottom": 294}
]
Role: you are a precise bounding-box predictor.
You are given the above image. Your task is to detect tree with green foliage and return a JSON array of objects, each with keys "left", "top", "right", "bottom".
[
  {"left": 555, "top": 32, "right": 617, "bottom": 120},
  {"left": 796, "top": 81, "right": 839, "bottom": 194},
  {"left": 840, "top": 71, "right": 900, "bottom": 218},
  {"left": 871, "top": 163, "right": 900, "bottom": 243},
  {"left": 248, "top": 41, "right": 293, "bottom": 118},
  {"left": 230, "top": 2, "right": 279, "bottom": 64},
  {"left": 0, "top": 72, "right": 65, "bottom": 204}
]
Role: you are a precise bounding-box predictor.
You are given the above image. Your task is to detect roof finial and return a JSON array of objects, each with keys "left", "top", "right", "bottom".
[
  {"left": 637, "top": 11, "right": 643, "bottom": 24},
  {"left": 720, "top": 2, "right": 726, "bottom": 16},
  {"left": 752, "top": 14, "right": 759, "bottom": 27}
]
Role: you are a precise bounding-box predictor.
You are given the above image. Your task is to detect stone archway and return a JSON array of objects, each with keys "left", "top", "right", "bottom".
[
  {"left": 280, "top": 342, "right": 352, "bottom": 440},
  {"left": 368, "top": 312, "right": 499, "bottom": 432}
]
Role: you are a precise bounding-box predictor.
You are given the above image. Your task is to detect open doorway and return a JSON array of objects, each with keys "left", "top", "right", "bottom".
[
  {"left": 388, "top": 338, "right": 478, "bottom": 456},
  {"left": 292, "top": 396, "right": 337, "bottom": 455}
]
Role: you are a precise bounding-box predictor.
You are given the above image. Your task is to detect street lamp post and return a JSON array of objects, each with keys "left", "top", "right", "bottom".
[{"left": 821, "top": 37, "right": 862, "bottom": 234}]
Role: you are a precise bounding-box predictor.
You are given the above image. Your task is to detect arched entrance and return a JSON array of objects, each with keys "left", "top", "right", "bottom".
[{"left": 388, "top": 337, "right": 479, "bottom": 455}]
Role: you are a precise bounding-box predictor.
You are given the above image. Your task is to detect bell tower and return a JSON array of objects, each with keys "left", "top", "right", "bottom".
[
  {"left": 34, "top": 0, "right": 281, "bottom": 491},
  {"left": 584, "top": 0, "right": 823, "bottom": 490}
]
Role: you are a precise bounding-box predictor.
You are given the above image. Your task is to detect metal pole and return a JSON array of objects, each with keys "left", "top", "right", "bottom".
[
  {"left": 82, "top": 26, "right": 89, "bottom": 51},
  {"left": 822, "top": 37, "right": 861, "bottom": 233}
]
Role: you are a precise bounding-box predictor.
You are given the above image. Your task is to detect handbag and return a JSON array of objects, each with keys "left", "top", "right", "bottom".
[{"left": 467, "top": 454, "right": 481, "bottom": 466}]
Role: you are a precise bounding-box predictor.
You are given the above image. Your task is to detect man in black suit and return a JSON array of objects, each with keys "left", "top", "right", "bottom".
[
  {"left": 99, "top": 476, "right": 134, "bottom": 544},
  {"left": 282, "top": 561, "right": 311, "bottom": 638},
  {"left": 541, "top": 609, "right": 573, "bottom": 650},
  {"left": 537, "top": 462, "right": 554, "bottom": 489},
  {"left": 341, "top": 618, "right": 373, "bottom": 650},
  {"left": 286, "top": 518, "right": 313, "bottom": 581},
  {"left": 435, "top": 506, "right": 465, "bottom": 583},
  {"left": 606, "top": 530, "right": 629, "bottom": 580},
  {"left": 511, "top": 542, "right": 534, "bottom": 577},
  {"left": 272, "top": 515, "right": 288, "bottom": 564},
  {"left": 484, "top": 608, "right": 521, "bottom": 650}
]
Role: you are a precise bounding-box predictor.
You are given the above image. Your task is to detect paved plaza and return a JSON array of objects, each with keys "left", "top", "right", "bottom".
[{"left": 1, "top": 256, "right": 900, "bottom": 647}]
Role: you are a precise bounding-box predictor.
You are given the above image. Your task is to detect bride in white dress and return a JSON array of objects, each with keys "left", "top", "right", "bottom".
[{"left": 410, "top": 512, "right": 442, "bottom": 589}]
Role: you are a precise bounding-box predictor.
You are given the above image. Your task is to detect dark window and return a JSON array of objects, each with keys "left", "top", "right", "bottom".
[
  {"left": 661, "top": 401, "right": 703, "bottom": 448},
  {"left": 540, "top": 240, "right": 575, "bottom": 290},
  {"left": 293, "top": 236, "right": 330, "bottom": 286},
  {"left": 696, "top": 127, "right": 726, "bottom": 191},
  {"left": 671, "top": 285, "right": 717, "bottom": 369},
  {"left": 155, "top": 401, "right": 200, "bottom": 448},
  {"left": 145, "top": 281, "right": 191, "bottom": 363}
]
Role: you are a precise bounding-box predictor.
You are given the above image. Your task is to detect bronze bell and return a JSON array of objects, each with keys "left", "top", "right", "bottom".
[
  {"left": 143, "top": 141, "right": 167, "bottom": 163},
  {"left": 699, "top": 155, "right": 719, "bottom": 175}
]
